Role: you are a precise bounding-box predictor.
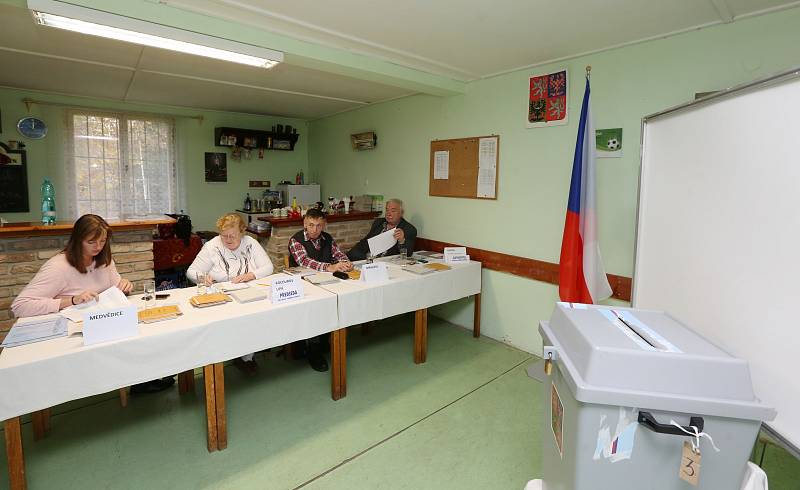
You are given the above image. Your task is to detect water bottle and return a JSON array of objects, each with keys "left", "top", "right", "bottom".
[{"left": 41, "top": 178, "right": 56, "bottom": 224}]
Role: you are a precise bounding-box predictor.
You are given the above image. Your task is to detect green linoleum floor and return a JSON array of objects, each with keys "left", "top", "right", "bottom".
[{"left": 1, "top": 314, "right": 798, "bottom": 489}]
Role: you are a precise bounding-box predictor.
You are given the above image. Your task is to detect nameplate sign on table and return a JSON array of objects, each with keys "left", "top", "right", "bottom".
[
  {"left": 444, "top": 246, "right": 470, "bottom": 263},
  {"left": 83, "top": 305, "right": 138, "bottom": 346},
  {"left": 361, "top": 262, "right": 390, "bottom": 283},
  {"left": 272, "top": 276, "right": 304, "bottom": 304}
]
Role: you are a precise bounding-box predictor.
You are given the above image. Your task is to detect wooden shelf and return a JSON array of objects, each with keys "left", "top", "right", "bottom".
[{"left": 214, "top": 126, "right": 299, "bottom": 151}]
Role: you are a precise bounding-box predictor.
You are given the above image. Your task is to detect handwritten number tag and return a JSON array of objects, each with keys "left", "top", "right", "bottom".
[{"left": 679, "top": 440, "right": 701, "bottom": 486}]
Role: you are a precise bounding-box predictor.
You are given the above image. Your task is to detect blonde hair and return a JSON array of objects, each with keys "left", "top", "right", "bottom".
[{"left": 216, "top": 213, "right": 246, "bottom": 234}]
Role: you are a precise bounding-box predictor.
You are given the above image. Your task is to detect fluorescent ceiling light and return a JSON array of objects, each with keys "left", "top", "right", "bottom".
[{"left": 28, "top": 0, "right": 282, "bottom": 69}]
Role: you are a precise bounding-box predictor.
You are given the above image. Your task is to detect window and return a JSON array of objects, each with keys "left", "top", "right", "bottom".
[{"left": 67, "top": 111, "right": 177, "bottom": 220}]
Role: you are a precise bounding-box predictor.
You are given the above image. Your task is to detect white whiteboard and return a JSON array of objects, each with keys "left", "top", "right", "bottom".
[{"left": 633, "top": 70, "right": 800, "bottom": 451}]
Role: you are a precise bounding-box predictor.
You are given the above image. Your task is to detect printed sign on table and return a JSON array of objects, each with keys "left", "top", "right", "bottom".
[
  {"left": 271, "top": 276, "right": 304, "bottom": 304},
  {"left": 360, "top": 262, "right": 390, "bottom": 283}
]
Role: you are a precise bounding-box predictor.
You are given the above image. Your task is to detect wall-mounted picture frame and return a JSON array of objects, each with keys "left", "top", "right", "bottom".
[
  {"left": 0, "top": 141, "right": 30, "bottom": 212},
  {"left": 351, "top": 131, "right": 377, "bottom": 150},
  {"left": 527, "top": 68, "right": 569, "bottom": 128},
  {"left": 595, "top": 128, "right": 623, "bottom": 158},
  {"left": 204, "top": 152, "right": 227, "bottom": 182}
]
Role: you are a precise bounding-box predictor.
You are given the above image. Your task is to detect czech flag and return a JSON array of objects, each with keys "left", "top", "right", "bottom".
[{"left": 558, "top": 76, "right": 612, "bottom": 304}]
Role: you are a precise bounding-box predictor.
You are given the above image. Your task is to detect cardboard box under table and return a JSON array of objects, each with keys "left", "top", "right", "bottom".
[{"left": 538, "top": 303, "right": 775, "bottom": 490}]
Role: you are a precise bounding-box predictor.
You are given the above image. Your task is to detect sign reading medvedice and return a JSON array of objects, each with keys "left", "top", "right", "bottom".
[{"left": 271, "top": 276, "right": 305, "bottom": 304}]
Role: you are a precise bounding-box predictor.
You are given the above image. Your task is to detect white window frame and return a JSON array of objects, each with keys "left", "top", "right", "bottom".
[{"left": 65, "top": 109, "right": 179, "bottom": 220}]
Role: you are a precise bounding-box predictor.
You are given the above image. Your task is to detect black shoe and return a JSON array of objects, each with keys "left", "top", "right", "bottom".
[
  {"left": 130, "top": 377, "right": 176, "bottom": 395},
  {"left": 234, "top": 357, "right": 259, "bottom": 376},
  {"left": 308, "top": 352, "right": 328, "bottom": 372}
]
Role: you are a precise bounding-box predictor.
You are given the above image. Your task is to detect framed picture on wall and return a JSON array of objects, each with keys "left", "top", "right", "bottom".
[
  {"left": 527, "top": 68, "right": 569, "bottom": 128},
  {"left": 0, "top": 141, "right": 30, "bottom": 212},
  {"left": 204, "top": 152, "right": 227, "bottom": 182}
]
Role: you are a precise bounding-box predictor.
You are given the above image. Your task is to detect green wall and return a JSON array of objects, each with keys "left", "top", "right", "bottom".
[
  {"left": 0, "top": 87, "right": 308, "bottom": 231},
  {"left": 308, "top": 8, "right": 800, "bottom": 353}
]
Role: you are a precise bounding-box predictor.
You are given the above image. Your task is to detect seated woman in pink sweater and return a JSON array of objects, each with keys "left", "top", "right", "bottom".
[
  {"left": 11, "top": 214, "right": 174, "bottom": 394},
  {"left": 12, "top": 214, "right": 133, "bottom": 317}
]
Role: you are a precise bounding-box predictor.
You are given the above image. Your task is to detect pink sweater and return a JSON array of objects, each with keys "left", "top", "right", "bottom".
[{"left": 11, "top": 253, "right": 122, "bottom": 318}]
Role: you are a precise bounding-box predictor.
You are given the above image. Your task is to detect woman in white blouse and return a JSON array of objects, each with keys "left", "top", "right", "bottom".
[{"left": 187, "top": 213, "right": 274, "bottom": 375}]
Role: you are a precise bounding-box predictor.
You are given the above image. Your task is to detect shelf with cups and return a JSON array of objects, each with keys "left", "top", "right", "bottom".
[{"left": 214, "top": 126, "right": 299, "bottom": 151}]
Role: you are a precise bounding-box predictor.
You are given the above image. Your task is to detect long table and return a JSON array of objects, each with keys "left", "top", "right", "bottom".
[
  {"left": 0, "top": 275, "right": 338, "bottom": 490},
  {"left": 0, "top": 257, "right": 482, "bottom": 489},
  {"left": 318, "top": 257, "right": 482, "bottom": 399}
]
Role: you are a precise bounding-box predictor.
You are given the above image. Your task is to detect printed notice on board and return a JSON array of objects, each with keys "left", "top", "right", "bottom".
[
  {"left": 477, "top": 137, "right": 497, "bottom": 198},
  {"left": 434, "top": 151, "right": 449, "bottom": 179}
]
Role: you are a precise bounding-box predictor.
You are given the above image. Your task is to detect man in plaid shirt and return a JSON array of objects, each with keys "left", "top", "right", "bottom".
[
  {"left": 288, "top": 209, "right": 353, "bottom": 272},
  {"left": 287, "top": 208, "right": 352, "bottom": 372}
]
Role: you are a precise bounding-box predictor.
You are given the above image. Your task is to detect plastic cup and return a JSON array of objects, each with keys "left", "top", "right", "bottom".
[
  {"left": 196, "top": 272, "right": 208, "bottom": 295},
  {"left": 143, "top": 280, "right": 155, "bottom": 309}
]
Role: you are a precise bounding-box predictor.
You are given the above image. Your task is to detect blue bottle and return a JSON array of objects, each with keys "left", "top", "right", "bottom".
[{"left": 41, "top": 178, "right": 56, "bottom": 225}]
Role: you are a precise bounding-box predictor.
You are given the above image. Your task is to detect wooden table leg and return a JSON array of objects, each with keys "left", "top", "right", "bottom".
[
  {"left": 213, "top": 363, "right": 227, "bottom": 450},
  {"left": 32, "top": 408, "right": 51, "bottom": 441},
  {"left": 4, "top": 417, "right": 26, "bottom": 490},
  {"left": 203, "top": 364, "right": 219, "bottom": 452},
  {"left": 340, "top": 328, "right": 347, "bottom": 397},
  {"left": 178, "top": 370, "right": 196, "bottom": 394},
  {"left": 473, "top": 292, "right": 481, "bottom": 338},
  {"left": 118, "top": 387, "right": 129, "bottom": 408},
  {"left": 414, "top": 308, "right": 428, "bottom": 364},
  {"left": 331, "top": 328, "right": 346, "bottom": 400}
]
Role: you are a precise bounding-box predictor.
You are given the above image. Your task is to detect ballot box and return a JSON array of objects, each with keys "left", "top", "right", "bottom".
[{"left": 536, "top": 303, "right": 775, "bottom": 490}]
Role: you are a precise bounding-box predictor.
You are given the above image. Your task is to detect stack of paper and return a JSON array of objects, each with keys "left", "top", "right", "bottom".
[
  {"left": 1, "top": 315, "right": 68, "bottom": 348},
  {"left": 216, "top": 281, "right": 250, "bottom": 292},
  {"left": 229, "top": 288, "right": 269, "bottom": 303},
  {"left": 305, "top": 273, "right": 339, "bottom": 285},
  {"left": 138, "top": 305, "right": 182, "bottom": 323},
  {"left": 284, "top": 267, "right": 316, "bottom": 278},
  {"left": 402, "top": 263, "right": 436, "bottom": 275},
  {"left": 190, "top": 293, "right": 231, "bottom": 308},
  {"left": 59, "top": 286, "right": 132, "bottom": 322}
]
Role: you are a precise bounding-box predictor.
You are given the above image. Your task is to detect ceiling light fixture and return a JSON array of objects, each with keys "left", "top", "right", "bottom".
[{"left": 28, "top": 0, "right": 283, "bottom": 69}]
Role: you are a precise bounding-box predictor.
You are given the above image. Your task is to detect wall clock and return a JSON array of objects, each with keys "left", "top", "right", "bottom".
[{"left": 17, "top": 117, "right": 48, "bottom": 139}]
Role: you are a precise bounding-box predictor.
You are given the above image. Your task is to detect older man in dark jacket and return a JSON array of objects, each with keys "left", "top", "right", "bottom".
[{"left": 348, "top": 198, "right": 417, "bottom": 260}]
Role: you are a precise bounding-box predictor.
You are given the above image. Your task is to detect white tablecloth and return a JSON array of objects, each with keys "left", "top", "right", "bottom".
[
  {"left": 319, "top": 258, "right": 482, "bottom": 327},
  {"left": 0, "top": 274, "right": 338, "bottom": 421}
]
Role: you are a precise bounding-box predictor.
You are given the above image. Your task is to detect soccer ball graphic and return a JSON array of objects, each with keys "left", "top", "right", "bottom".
[{"left": 606, "top": 138, "right": 620, "bottom": 151}]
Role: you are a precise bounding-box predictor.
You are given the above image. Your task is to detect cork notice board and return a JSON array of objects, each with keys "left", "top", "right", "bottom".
[{"left": 429, "top": 135, "right": 498, "bottom": 199}]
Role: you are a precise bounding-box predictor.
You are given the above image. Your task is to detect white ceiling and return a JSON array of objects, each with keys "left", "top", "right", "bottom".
[{"left": 0, "top": 0, "right": 798, "bottom": 119}]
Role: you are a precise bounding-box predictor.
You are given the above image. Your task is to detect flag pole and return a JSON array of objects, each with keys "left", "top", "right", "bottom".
[{"left": 585, "top": 65, "right": 591, "bottom": 79}]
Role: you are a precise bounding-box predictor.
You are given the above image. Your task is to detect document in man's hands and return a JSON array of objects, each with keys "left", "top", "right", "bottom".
[
  {"left": 1, "top": 314, "right": 68, "bottom": 348},
  {"left": 367, "top": 228, "right": 397, "bottom": 257},
  {"left": 216, "top": 281, "right": 250, "bottom": 292}
]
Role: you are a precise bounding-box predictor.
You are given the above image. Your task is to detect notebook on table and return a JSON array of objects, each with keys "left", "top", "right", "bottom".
[{"left": 229, "top": 288, "right": 269, "bottom": 303}]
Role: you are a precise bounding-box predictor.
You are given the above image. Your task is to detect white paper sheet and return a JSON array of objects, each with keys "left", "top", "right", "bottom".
[
  {"left": 477, "top": 137, "right": 498, "bottom": 198},
  {"left": 1, "top": 315, "right": 68, "bottom": 348},
  {"left": 477, "top": 168, "right": 496, "bottom": 198},
  {"left": 434, "top": 151, "right": 449, "bottom": 179},
  {"left": 478, "top": 137, "right": 498, "bottom": 168},
  {"left": 216, "top": 281, "right": 250, "bottom": 292},
  {"left": 367, "top": 229, "right": 398, "bottom": 256},
  {"left": 59, "top": 286, "right": 130, "bottom": 322}
]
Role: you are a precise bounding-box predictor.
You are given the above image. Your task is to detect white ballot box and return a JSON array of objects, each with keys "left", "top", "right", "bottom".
[{"left": 537, "top": 303, "right": 775, "bottom": 490}]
